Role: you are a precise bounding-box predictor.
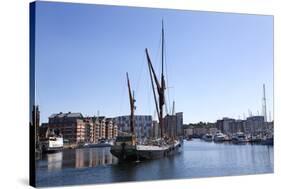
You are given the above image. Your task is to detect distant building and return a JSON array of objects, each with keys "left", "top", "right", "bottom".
[
  {"left": 176, "top": 112, "right": 184, "bottom": 136},
  {"left": 184, "top": 115, "right": 272, "bottom": 138},
  {"left": 164, "top": 115, "right": 177, "bottom": 138},
  {"left": 151, "top": 120, "right": 160, "bottom": 138},
  {"left": 215, "top": 116, "right": 267, "bottom": 135},
  {"left": 114, "top": 115, "right": 153, "bottom": 138},
  {"left": 245, "top": 116, "right": 265, "bottom": 135},
  {"left": 221, "top": 117, "right": 235, "bottom": 135},
  {"left": 183, "top": 122, "right": 217, "bottom": 137},
  {"left": 86, "top": 116, "right": 118, "bottom": 143},
  {"left": 208, "top": 127, "right": 218, "bottom": 135},
  {"left": 229, "top": 119, "right": 246, "bottom": 134},
  {"left": 265, "top": 121, "right": 274, "bottom": 134},
  {"left": 83, "top": 117, "right": 94, "bottom": 143},
  {"left": 163, "top": 112, "right": 183, "bottom": 138},
  {"left": 183, "top": 127, "right": 193, "bottom": 138},
  {"left": 216, "top": 119, "right": 224, "bottom": 133},
  {"left": 105, "top": 118, "right": 113, "bottom": 139},
  {"left": 112, "top": 121, "right": 118, "bottom": 138},
  {"left": 193, "top": 127, "right": 208, "bottom": 137},
  {"left": 93, "top": 117, "right": 100, "bottom": 143},
  {"left": 100, "top": 118, "right": 106, "bottom": 139}
]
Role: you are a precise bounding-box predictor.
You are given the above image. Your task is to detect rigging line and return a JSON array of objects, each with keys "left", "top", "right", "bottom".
[
  {"left": 161, "top": 23, "right": 171, "bottom": 115},
  {"left": 35, "top": 75, "right": 39, "bottom": 106},
  {"left": 164, "top": 38, "right": 171, "bottom": 115},
  {"left": 155, "top": 28, "right": 162, "bottom": 80},
  {"left": 118, "top": 77, "right": 126, "bottom": 115},
  {"left": 135, "top": 53, "right": 145, "bottom": 94},
  {"left": 147, "top": 69, "right": 152, "bottom": 116}
]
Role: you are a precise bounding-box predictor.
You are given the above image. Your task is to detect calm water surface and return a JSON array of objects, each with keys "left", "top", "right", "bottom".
[{"left": 36, "top": 139, "right": 273, "bottom": 187}]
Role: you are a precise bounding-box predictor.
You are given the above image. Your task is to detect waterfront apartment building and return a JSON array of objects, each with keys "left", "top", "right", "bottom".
[
  {"left": 48, "top": 112, "right": 85, "bottom": 143},
  {"left": 113, "top": 115, "right": 153, "bottom": 138},
  {"left": 83, "top": 117, "right": 94, "bottom": 143},
  {"left": 47, "top": 112, "right": 118, "bottom": 144}
]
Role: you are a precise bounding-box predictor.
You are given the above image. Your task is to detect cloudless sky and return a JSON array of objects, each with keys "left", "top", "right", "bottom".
[{"left": 34, "top": 1, "right": 273, "bottom": 124}]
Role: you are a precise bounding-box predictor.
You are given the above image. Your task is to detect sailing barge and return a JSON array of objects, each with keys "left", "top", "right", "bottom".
[{"left": 110, "top": 22, "right": 182, "bottom": 161}]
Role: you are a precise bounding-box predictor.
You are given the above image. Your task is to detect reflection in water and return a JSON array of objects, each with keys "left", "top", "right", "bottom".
[
  {"left": 41, "top": 147, "right": 118, "bottom": 170},
  {"left": 73, "top": 147, "right": 118, "bottom": 168},
  {"left": 75, "top": 149, "right": 84, "bottom": 168},
  {"left": 36, "top": 140, "right": 273, "bottom": 187},
  {"left": 78, "top": 148, "right": 118, "bottom": 168},
  {"left": 46, "top": 152, "right": 62, "bottom": 171}
]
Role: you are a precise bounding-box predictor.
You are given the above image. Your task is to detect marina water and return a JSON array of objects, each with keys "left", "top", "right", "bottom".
[{"left": 36, "top": 139, "right": 273, "bottom": 187}]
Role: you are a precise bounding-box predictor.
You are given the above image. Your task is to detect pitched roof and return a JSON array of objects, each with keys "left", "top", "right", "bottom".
[{"left": 49, "top": 112, "right": 83, "bottom": 119}]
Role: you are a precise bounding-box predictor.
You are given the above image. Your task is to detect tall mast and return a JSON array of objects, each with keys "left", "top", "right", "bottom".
[
  {"left": 172, "top": 101, "right": 175, "bottom": 115},
  {"left": 161, "top": 20, "right": 164, "bottom": 80},
  {"left": 160, "top": 21, "right": 166, "bottom": 138},
  {"left": 126, "top": 72, "right": 135, "bottom": 134},
  {"left": 144, "top": 21, "right": 166, "bottom": 138},
  {"left": 262, "top": 84, "right": 267, "bottom": 122}
]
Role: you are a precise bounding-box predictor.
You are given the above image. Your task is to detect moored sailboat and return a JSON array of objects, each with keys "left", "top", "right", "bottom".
[{"left": 110, "top": 21, "right": 182, "bottom": 161}]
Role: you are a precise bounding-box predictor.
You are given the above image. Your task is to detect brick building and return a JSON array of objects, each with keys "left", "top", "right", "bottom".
[{"left": 47, "top": 112, "right": 118, "bottom": 144}]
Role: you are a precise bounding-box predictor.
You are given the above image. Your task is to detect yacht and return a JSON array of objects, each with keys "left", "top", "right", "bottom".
[
  {"left": 232, "top": 132, "right": 248, "bottom": 144},
  {"left": 213, "top": 132, "right": 226, "bottom": 142},
  {"left": 202, "top": 133, "right": 213, "bottom": 142}
]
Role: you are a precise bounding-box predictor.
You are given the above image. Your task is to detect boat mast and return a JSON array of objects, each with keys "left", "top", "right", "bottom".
[
  {"left": 126, "top": 72, "right": 135, "bottom": 135},
  {"left": 160, "top": 20, "right": 166, "bottom": 138},
  {"left": 145, "top": 21, "right": 166, "bottom": 139}
]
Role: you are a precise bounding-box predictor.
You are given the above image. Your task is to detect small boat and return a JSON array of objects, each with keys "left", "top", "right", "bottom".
[
  {"left": 213, "top": 132, "right": 226, "bottom": 142},
  {"left": 202, "top": 133, "right": 213, "bottom": 142},
  {"left": 232, "top": 132, "right": 248, "bottom": 144},
  {"left": 261, "top": 135, "right": 273, "bottom": 145},
  {"left": 41, "top": 136, "right": 63, "bottom": 153},
  {"left": 40, "top": 128, "right": 63, "bottom": 153},
  {"left": 83, "top": 142, "right": 113, "bottom": 148},
  {"left": 249, "top": 135, "right": 262, "bottom": 143}
]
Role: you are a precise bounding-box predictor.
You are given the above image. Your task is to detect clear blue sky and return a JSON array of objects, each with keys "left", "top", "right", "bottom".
[{"left": 34, "top": 1, "right": 273, "bottom": 124}]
